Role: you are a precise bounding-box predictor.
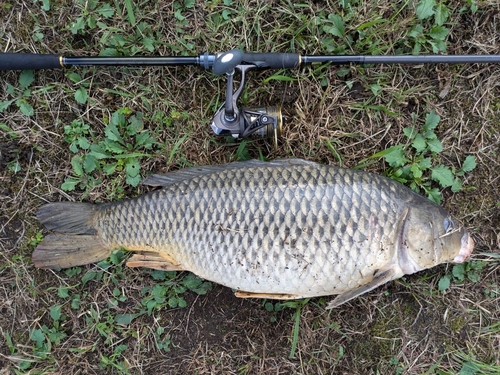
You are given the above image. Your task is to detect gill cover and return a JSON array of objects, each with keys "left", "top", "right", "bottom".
[{"left": 399, "top": 205, "right": 466, "bottom": 273}]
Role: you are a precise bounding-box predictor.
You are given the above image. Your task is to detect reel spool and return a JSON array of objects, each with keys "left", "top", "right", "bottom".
[{"left": 247, "top": 106, "right": 283, "bottom": 149}]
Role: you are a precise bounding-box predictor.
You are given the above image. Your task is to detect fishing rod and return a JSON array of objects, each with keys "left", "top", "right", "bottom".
[{"left": 2, "top": 49, "right": 500, "bottom": 147}]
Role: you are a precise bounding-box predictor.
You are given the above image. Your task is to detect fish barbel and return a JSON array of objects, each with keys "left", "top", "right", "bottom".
[{"left": 33, "top": 159, "right": 473, "bottom": 308}]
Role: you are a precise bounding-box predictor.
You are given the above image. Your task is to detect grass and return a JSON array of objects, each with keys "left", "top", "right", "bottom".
[{"left": 1, "top": 0, "right": 499, "bottom": 374}]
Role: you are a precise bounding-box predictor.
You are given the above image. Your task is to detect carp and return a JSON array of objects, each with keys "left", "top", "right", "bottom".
[{"left": 33, "top": 159, "right": 473, "bottom": 308}]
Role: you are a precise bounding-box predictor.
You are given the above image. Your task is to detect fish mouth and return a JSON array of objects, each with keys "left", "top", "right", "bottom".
[{"left": 453, "top": 232, "right": 474, "bottom": 263}]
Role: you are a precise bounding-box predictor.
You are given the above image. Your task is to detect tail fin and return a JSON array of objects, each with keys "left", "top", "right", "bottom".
[
  {"left": 36, "top": 202, "right": 98, "bottom": 234},
  {"left": 33, "top": 202, "right": 111, "bottom": 269}
]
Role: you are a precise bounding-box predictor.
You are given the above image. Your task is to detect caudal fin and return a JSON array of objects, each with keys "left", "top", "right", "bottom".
[{"left": 33, "top": 202, "right": 111, "bottom": 269}]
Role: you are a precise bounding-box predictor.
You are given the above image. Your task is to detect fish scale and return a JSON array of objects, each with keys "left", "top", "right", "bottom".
[{"left": 33, "top": 159, "right": 473, "bottom": 308}]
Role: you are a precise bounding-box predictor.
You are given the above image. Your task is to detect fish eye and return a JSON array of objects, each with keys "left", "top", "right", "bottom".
[{"left": 444, "top": 218, "right": 454, "bottom": 233}]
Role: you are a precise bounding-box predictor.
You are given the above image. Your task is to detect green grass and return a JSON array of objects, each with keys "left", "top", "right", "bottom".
[{"left": 1, "top": 0, "right": 499, "bottom": 374}]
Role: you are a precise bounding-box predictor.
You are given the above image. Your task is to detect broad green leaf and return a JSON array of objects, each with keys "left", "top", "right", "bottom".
[
  {"left": 30, "top": 329, "right": 45, "bottom": 347},
  {"left": 430, "top": 26, "right": 449, "bottom": 41},
  {"left": 71, "top": 294, "right": 81, "bottom": 309},
  {"left": 83, "top": 154, "right": 98, "bottom": 173},
  {"left": 126, "top": 173, "right": 142, "bottom": 187},
  {"left": 434, "top": 3, "right": 450, "bottom": 26},
  {"left": 100, "top": 48, "right": 119, "bottom": 56},
  {"left": 17, "top": 100, "right": 34, "bottom": 116},
  {"left": 75, "top": 87, "right": 88, "bottom": 104},
  {"left": 135, "top": 131, "right": 155, "bottom": 148},
  {"left": 411, "top": 133, "right": 427, "bottom": 153},
  {"left": 451, "top": 178, "right": 462, "bottom": 193},
  {"left": 410, "top": 163, "right": 423, "bottom": 178},
  {"left": 416, "top": 0, "right": 436, "bottom": 20},
  {"left": 104, "top": 123, "right": 122, "bottom": 142},
  {"left": 370, "top": 83, "right": 382, "bottom": 96},
  {"left": 97, "top": 3, "right": 114, "bottom": 18},
  {"left": 142, "top": 38, "right": 155, "bottom": 52},
  {"left": 438, "top": 274, "right": 451, "bottom": 291},
  {"left": 423, "top": 110, "right": 440, "bottom": 132},
  {"left": 40, "top": 0, "right": 50, "bottom": 11},
  {"left": 427, "top": 138, "right": 443, "bottom": 153},
  {"left": 467, "top": 270, "right": 481, "bottom": 283},
  {"left": 6, "top": 83, "right": 15, "bottom": 95},
  {"left": 0, "top": 100, "right": 15, "bottom": 112},
  {"left": 452, "top": 264, "right": 465, "bottom": 281},
  {"left": 67, "top": 72, "right": 82, "bottom": 83},
  {"left": 151, "top": 270, "right": 167, "bottom": 281},
  {"left": 50, "top": 305, "right": 62, "bottom": 321},
  {"left": 461, "top": 155, "right": 476, "bottom": 173},
  {"left": 384, "top": 147, "right": 408, "bottom": 168},
  {"left": 103, "top": 139, "right": 126, "bottom": 154},
  {"left": 184, "top": 0, "right": 195, "bottom": 7},
  {"left": 61, "top": 177, "right": 80, "bottom": 191},
  {"left": 110, "top": 111, "right": 126, "bottom": 128},
  {"left": 403, "top": 127, "right": 418, "bottom": 140},
  {"left": 89, "top": 144, "right": 110, "bottom": 159},
  {"left": 427, "top": 187, "right": 442, "bottom": 204},
  {"left": 324, "top": 14, "right": 345, "bottom": 37},
  {"left": 115, "top": 313, "right": 143, "bottom": 325},
  {"left": 418, "top": 157, "right": 432, "bottom": 170},
  {"left": 431, "top": 165, "right": 454, "bottom": 187},
  {"left": 125, "top": 158, "right": 140, "bottom": 177},
  {"left": 71, "top": 155, "right": 84, "bottom": 176},
  {"left": 77, "top": 136, "right": 90, "bottom": 150},
  {"left": 336, "top": 67, "right": 350, "bottom": 77},
  {"left": 408, "top": 24, "right": 424, "bottom": 38},
  {"left": 70, "top": 16, "right": 85, "bottom": 34},
  {"left": 127, "top": 113, "right": 143, "bottom": 135},
  {"left": 57, "top": 286, "right": 70, "bottom": 298},
  {"left": 221, "top": 9, "right": 231, "bottom": 20},
  {"left": 19, "top": 70, "right": 35, "bottom": 89},
  {"left": 102, "top": 162, "right": 117, "bottom": 175},
  {"left": 81, "top": 270, "right": 97, "bottom": 285}
]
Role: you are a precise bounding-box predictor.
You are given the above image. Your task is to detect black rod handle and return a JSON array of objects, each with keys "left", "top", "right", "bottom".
[
  {"left": 242, "top": 52, "right": 300, "bottom": 69},
  {"left": 0, "top": 53, "right": 63, "bottom": 71}
]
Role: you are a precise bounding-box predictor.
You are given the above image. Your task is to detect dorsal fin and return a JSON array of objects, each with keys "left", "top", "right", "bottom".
[{"left": 142, "top": 158, "right": 317, "bottom": 188}]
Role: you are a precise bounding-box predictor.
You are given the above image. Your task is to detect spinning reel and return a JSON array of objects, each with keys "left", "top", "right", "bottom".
[{"left": 209, "top": 49, "right": 283, "bottom": 148}]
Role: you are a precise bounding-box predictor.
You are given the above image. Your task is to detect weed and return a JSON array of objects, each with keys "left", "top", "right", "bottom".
[
  {"left": 365, "top": 111, "right": 477, "bottom": 204},
  {"left": 69, "top": 0, "right": 115, "bottom": 35},
  {"left": 0, "top": 70, "right": 35, "bottom": 116},
  {"left": 62, "top": 108, "right": 159, "bottom": 192},
  {"left": 438, "top": 260, "right": 487, "bottom": 292},
  {"left": 408, "top": 0, "right": 451, "bottom": 54},
  {"left": 263, "top": 300, "right": 285, "bottom": 323},
  {"left": 140, "top": 271, "right": 212, "bottom": 313}
]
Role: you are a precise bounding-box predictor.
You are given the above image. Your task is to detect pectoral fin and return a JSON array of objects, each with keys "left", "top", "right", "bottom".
[
  {"left": 126, "top": 252, "right": 184, "bottom": 271},
  {"left": 326, "top": 268, "right": 397, "bottom": 309},
  {"left": 234, "top": 291, "right": 299, "bottom": 300}
]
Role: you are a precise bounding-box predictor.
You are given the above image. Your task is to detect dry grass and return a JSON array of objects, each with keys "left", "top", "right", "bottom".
[{"left": 1, "top": 1, "right": 500, "bottom": 374}]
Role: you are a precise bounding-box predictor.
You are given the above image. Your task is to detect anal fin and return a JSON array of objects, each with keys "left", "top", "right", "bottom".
[
  {"left": 126, "top": 252, "right": 184, "bottom": 271},
  {"left": 326, "top": 268, "right": 397, "bottom": 309},
  {"left": 234, "top": 291, "right": 299, "bottom": 300}
]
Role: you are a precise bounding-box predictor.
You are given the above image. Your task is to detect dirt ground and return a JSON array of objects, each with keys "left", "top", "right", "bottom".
[{"left": 1, "top": 1, "right": 500, "bottom": 374}]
